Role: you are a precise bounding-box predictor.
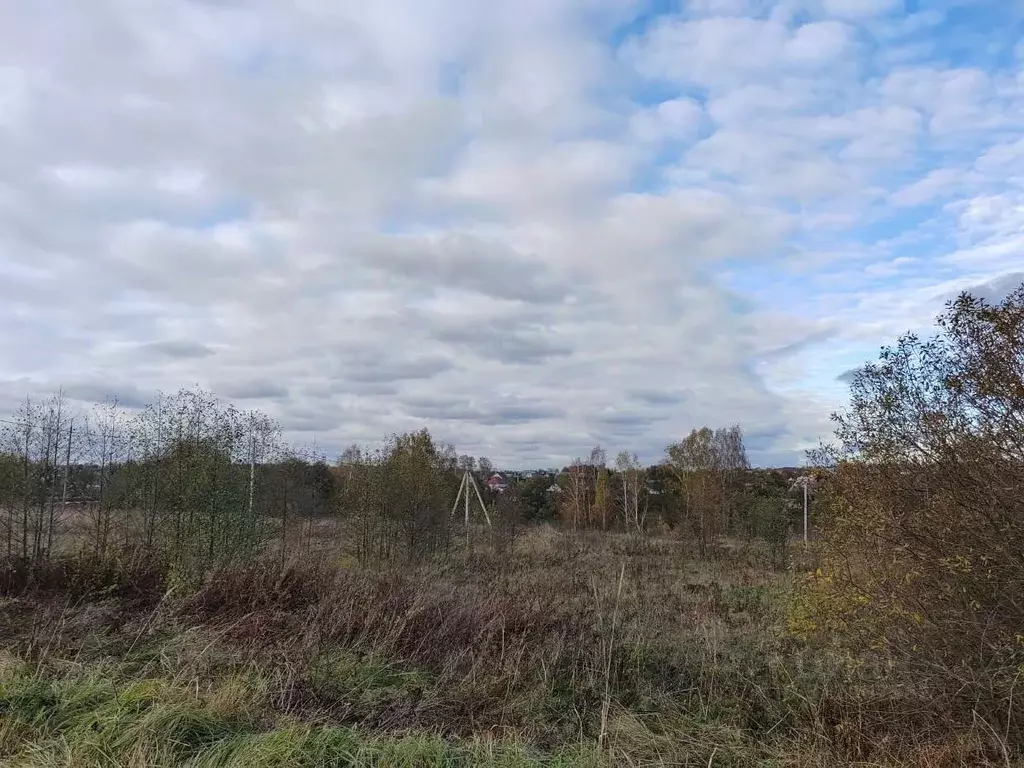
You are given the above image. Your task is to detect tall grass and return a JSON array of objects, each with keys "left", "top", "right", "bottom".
[
  {"left": 0, "top": 529, "right": 1012, "bottom": 766},
  {"left": 0, "top": 655, "right": 599, "bottom": 767}
]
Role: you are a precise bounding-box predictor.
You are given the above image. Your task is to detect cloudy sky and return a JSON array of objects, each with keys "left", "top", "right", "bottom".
[{"left": 1, "top": 0, "right": 1022, "bottom": 467}]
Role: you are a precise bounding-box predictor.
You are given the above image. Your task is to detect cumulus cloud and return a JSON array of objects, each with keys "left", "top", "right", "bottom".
[
  {"left": 0, "top": 0, "right": 1021, "bottom": 467},
  {"left": 624, "top": 16, "right": 855, "bottom": 90}
]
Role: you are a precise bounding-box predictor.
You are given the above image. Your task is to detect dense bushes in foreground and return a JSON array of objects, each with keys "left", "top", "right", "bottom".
[{"left": 796, "top": 285, "right": 1024, "bottom": 755}]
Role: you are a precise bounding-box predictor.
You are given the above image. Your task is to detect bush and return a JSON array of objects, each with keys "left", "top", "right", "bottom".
[
  {"left": 0, "top": 551, "right": 168, "bottom": 603},
  {"left": 804, "top": 283, "right": 1024, "bottom": 749}
]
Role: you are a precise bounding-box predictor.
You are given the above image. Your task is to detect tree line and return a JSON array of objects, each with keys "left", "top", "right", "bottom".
[{"left": 0, "top": 387, "right": 809, "bottom": 571}]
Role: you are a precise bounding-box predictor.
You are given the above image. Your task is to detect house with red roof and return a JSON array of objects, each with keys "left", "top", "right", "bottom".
[{"left": 486, "top": 473, "right": 509, "bottom": 493}]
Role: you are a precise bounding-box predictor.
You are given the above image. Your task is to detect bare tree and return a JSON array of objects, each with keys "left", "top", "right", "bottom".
[
  {"left": 82, "top": 398, "right": 130, "bottom": 558},
  {"left": 589, "top": 445, "right": 608, "bottom": 528},
  {"left": 561, "top": 457, "right": 590, "bottom": 531},
  {"left": 477, "top": 456, "right": 493, "bottom": 479},
  {"left": 615, "top": 451, "right": 648, "bottom": 533}
]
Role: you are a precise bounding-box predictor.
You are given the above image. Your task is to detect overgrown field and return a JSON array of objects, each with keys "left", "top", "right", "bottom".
[{"left": 0, "top": 529, "right": 1006, "bottom": 767}]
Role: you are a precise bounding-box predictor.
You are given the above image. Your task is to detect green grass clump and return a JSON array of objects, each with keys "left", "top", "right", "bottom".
[
  {"left": 305, "top": 650, "right": 433, "bottom": 710},
  {"left": 0, "top": 661, "right": 246, "bottom": 766},
  {"left": 0, "top": 661, "right": 603, "bottom": 767}
]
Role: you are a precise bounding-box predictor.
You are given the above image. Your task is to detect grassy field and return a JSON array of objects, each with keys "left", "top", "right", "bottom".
[{"left": 0, "top": 528, "right": 1005, "bottom": 767}]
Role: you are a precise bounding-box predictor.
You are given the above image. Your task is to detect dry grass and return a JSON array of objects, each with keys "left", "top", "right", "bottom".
[{"left": 0, "top": 528, "right": 1013, "bottom": 766}]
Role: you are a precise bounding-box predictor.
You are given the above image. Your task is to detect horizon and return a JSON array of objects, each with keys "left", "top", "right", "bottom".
[{"left": 1, "top": 0, "right": 1022, "bottom": 468}]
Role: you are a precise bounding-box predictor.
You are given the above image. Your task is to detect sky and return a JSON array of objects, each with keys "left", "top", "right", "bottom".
[{"left": 1, "top": 0, "right": 1022, "bottom": 468}]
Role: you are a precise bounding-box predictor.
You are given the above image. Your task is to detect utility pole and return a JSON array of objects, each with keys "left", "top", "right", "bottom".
[
  {"left": 247, "top": 413, "right": 255, "bottom": 524},
  {"left": 791, "top": 473, "right": 812, "bottom": 545},
  {"left": 451, "top": 470, "right": 492, "bottom": 553},
  {"left": 803, "top": 479, "right": 808, "bottom": 545},
  {"left": 451, "top": 470, "right": 491, "bottom": 528},
  {"left": 60, "top": 419, "right": 73, "bottom": 509}
]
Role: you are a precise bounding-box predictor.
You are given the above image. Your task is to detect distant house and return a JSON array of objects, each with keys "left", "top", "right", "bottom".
[{"left": 486, "top": 473, "right": 509, "bottom": 493}]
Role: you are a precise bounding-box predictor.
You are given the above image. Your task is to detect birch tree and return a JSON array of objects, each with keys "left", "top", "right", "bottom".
[
  {"left": 614, "top": 451, "right": 648, "bottom": 533},
  {"left": 665, "top": 425, "right": 748, "bottom": 553},
  {"left": 561, "top": 457, "right": 590, "bottom": 531}
]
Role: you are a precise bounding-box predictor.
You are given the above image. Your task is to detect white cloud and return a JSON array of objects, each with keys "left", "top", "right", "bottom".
[
  {"left": 975, "top": 137, "right": 1024, "bottom": 179},
  {"left": 786, "top": 21, "right": 854, "bottom": 63},
  {"left": 891, "top": 168, "right": 963, "bottom": 207},
  {"left": 423, "top": 138, "right": 638, "bottom": 217},
  {"left": 950, "top": 192, "right": 1024, "bottom": 249},
  {"left": 0, "top": 0, "right": 1021, "bottom": 467},
  {"left": 684, "top": 129, "right": 858, "bottom": 201},
  {"left": 878, "top": 67, "right": 1021, "bottom": 136},
  {"left": 625, "top": 17, "right": 855, "bottom": 91},
  {"left": 629, "top": 98, "right": 703, "bottom": 143}
]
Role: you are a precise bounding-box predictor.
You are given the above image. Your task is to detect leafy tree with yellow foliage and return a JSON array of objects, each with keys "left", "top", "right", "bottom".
[{"left": 798, "top": 283, "right": 1024, "bottom": 743}]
